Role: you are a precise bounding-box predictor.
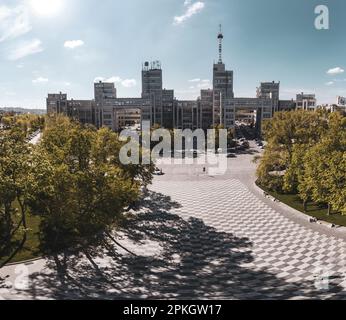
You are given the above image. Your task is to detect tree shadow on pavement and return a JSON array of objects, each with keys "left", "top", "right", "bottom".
[{"left": 25, "top": 191, "right": 345, "bottom": 300}]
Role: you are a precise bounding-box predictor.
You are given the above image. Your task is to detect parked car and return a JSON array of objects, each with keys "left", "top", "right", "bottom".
[
  {"left": 153, "top": 168, "right": 164, "bottom": 176},
  {"left": 227, "top": 148, "right": 236, "bottom": 153},
  {"left": 227, "top": 153, "right": 236, "bottom": 158}
]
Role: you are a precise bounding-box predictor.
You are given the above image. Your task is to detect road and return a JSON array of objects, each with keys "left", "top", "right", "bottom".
[
  {"left": 29, "top": 132, "right": 41, "bottom": 145},
  {"left": 1, "top": 142, "right": 346, "bottom": 300}
]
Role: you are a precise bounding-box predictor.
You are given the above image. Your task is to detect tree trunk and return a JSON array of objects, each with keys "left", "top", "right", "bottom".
[
  {"left": 0, "top": 199, "right": 28, "bottom": 269},
  {"left": 105, "top": 231, "right": 137, "bottom": 256},
  {"left": 303, "top": 200, "right": 307, "bottom": 212},
  {"left": 0, "top": 232, "right": 26, "bottom": 269},
  {"left": 328, "top": 204, "right": 332, "bottom": 216},
  {"left": 4, "top": 204, "right": 12, "bottom": 244}
]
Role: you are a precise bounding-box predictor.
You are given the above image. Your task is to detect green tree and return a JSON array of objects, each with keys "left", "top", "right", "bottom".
[
  {"left": 299, "top": 113, "right": 346, "bottom": 215},
  {"left": 258, "top": 110, "right": 328, "bottom": 192},
  {"left": 29, "top": 115, "right": 144, "bottom": 256},
  {"left": 0, "top": 127, "right": 32, "bottom": 267}
]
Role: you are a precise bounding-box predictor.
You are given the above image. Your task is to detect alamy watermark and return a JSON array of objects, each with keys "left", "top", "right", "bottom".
[
  {"left": 315, "top": 5, "right": 329, "bottom": 30},
  {"left": 119, "top": 121, "right": 229, "bottom": 176},
  {"left": 0, "top": 265, "right": 29, "bottom": 300}
]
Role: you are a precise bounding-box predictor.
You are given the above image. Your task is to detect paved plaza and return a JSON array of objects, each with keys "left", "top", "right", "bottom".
[{"left": 1, "top": 145, "right": 346, "bottom": 300}]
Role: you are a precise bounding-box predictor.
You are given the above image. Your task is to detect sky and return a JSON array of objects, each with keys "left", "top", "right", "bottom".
[{"left": 0, "top": 0, "right": 345, "bottom": 108}]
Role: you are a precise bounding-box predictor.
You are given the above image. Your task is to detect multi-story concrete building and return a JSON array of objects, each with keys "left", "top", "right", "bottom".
[
  {"left": 199, "top": 89, "right": 214, "bottom": 130},
  {"left": 213, "top": 26, "right": 234, "bottom": 126},
  {"left": 337, "top": 96, "right": 346, "bottom": 107},
  {"left": 47, "top": 89, "right": 151, "bottom": 131},
  {"left": 175, "top": 100, "right": 199, "bottom": 130},
  {"left": 47, "top": 93, "right": 68, "bottom": 114},
  {"left": 100, "top": 98, "right": 151, "bottom": 131},
  {"left": 68, "top": 99, "right": 95, "bottom": 125},
  {"left": 47, "top": 94, "right": 96, "bottom": 125},
  {"left": 142, "top": 61, "right": 163, "bottom": 125},
  {"left": 256, "top": 82, "right": 280, "bottom": 118},
  {"left": 162, "top": 89, "right": 175, "bottom": 129},
  {"left": 48, "top": 26, "right": 321, "bottom": 134},
  {"left": 141, "top": 61, "right": 176, "bottom": 128},
  {"left": 279, "top": 99, "right": 296, "bottom": 111},
  {"left": 296, "top": 93, "right": 317, "bottom": 111},
  {"left": 94, "top": 82, "right": 117, "bottom": 104},
  {"left": 257, "top": 82, "right": 280, "bottom": 100}
]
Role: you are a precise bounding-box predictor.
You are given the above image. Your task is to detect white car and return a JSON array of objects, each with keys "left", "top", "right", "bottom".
[{"left": 153, "top": 168, "right": 163, "bottom": 176}]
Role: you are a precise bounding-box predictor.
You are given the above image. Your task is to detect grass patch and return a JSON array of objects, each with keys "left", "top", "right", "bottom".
[
  {"left": 258, "top": 184, "right": 346, "bottom": 227},
  {"left": 0, "top": 207, "right": 42, "bottom": 266}
]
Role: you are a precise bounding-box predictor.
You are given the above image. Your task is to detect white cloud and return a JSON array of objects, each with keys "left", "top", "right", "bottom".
[
  {"left": 121, "top": 79, "right": 137, "bottom": 88},
  {"left": 64, "top": 40, "right": 84, "bottom": 49},
  {"left": 32, "top": 77, "right": 48, "bottom": 84},
  {"left": 333, "top": 78, "right": 346, "bottom": 82},
  {"left": 174, "top": 1, "right": 205, "bottom": 25},
  {"left": 197, "top": 82, "right": 210, "bottom": 88},
  {"left": 94, "top": 76, "right": 136, "bottom": 88},
  {"left": 177, "top": 78, "right": 211, "bottom": 99},
  {"left": 94, "top": 76, "right": 105, "bottom": 83},
  {"left": 325, "top": 81, "right": 334, "bottom": 86},
  {"left": 8, "top": 39, "right": 44, "bottom": 61},
  {"left": 327, "top": 67, "right": 344, "bottom": 75},
  {"left": 106, "top": 76, "right": 122, "bottom": 83},
  {"left": 94, "top": 76, "right": 121, "bottom": 83},
  {"left": 0, "top": 5, "right": 31, "bottom": 42},
  {"left": 188, "top": 78, "right": 211, "bottom": 88}
]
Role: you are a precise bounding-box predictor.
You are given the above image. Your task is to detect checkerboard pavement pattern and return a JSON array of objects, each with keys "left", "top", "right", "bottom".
[
  {"left": 2, "top": 177, "right": 346, "bottom": 300},
  {"left": 130, "top": 177, "right": 346, "bottom": 300}
]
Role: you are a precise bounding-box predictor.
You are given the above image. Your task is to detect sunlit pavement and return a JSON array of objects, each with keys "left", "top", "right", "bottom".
[{"left": 1, "top": 143, "right": 346, "bottom": 300}]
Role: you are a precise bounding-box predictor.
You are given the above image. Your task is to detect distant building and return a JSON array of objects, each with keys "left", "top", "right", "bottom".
[
  {"left": 162, "top": 89, "right": 175, "bottom": 129},
  {"left": 337, "top": 96, "right": 346, "bottom": 107},
  {"left": 175, "top": 100, "right": 199, "bottom": 130},
  {"left": 324, "top": 98, "right": 346, "bottom": 114},
  {"left": 279, "top": 99, "right": 296, "bottom": 111},
  {"left": 212, "top": 26, "right": 234, "bottom": 127},
  {"left": 102, "top": 98, "right": 151, "bottom": 131},
  {"left": 296, "top": 93, "right": 317, "bottom": 111},
  {"left": 68, "top": 100, "right": 95, "bottom": 125},
  {"left": 257, "top": 82, "right": 280, "bottom": 101},
  {"left": 47, "top": 26, "right": 328, "bottom": 134},
  {"left": 257, "top": 82, "right": 280, "bottom": 118},
  {"left": 199, "top": 89, "right": 214, "bottom": 130},
  {"left": 47, "top": 93, "right": 68, "bottom": 114},
  {"left": 94, "top": 82, "right": 117, "bottom": 105}
]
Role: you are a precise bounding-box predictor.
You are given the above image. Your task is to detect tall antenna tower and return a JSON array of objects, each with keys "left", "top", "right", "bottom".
[{"left": 217, "top": 24, "right": 224, "bottom": 64}]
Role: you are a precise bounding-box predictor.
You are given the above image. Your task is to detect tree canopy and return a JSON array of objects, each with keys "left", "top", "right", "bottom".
[
  {"left": 257, "top": 110, "right": 346, "bottom": 215},
  {"left": 0, "top": 114, "right": 154, "bottom": 265}
]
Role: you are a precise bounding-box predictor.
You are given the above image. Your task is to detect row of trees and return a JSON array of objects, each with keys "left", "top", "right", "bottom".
[
  {"left": 0, "top": 113, "right": 45, "bottom": 134},
  {"left": 0, "top": 114, "right": 154, "bottom": 267},
  {"left": 257, "top": 110, "right": 346, "bottom": 215}
]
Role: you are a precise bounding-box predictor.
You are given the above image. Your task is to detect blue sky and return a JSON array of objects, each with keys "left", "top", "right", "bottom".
[{"left": 0, "top": 0, "right": 345, "bottom": 108}]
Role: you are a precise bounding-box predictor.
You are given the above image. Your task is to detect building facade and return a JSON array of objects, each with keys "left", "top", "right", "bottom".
[
  {"left": 47, "top": 27, "right": 318, "bottom": 133},
  {"left": 296, "top": 93, "right": 317, "bottom": 111},
  {"left": 175, "top": 100, "right": 199, "bottom": 130},
  {"left": 199, "top": 89, "right": 214, "bottom": 130}
]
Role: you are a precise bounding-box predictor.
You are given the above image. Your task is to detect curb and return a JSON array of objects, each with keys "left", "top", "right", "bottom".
[
  {"left": 252, "top": 182, "right": 346, "bottom": 233},
  {"left": 3, "top": 257, "right": 43, "bottom": 268}
]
